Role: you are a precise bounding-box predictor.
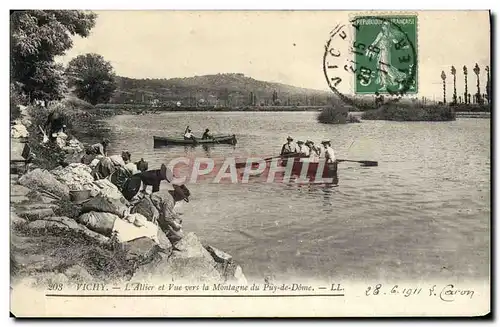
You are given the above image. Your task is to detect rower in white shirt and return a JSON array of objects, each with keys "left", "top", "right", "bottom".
[
  {"left": 184, "top": 126, "right": 195, "bottom": 140},
  {"left": 321, "top": 140, "right": 336, "bottom": 163},
  {"left": 305, "top": 140, "right": 319, "bottom": 162},
  {"left": 280, "top": 136, "right": 297, "bottom": 155},
  {"left": 296, "top": 140, "right": 310, "bottom": 156}
]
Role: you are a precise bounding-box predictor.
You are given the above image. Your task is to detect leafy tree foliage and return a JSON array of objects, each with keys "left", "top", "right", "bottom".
[
  {"left": 66, "top": 53, "right": 117, "bottom": 105},
  {"left": 10, "top": 10, "right": 97, "bottom": 103}
]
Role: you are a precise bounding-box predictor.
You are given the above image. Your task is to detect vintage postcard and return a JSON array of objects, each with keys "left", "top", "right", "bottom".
[{"left": 10, "top": 10, "right": 491, "bottom": 317}]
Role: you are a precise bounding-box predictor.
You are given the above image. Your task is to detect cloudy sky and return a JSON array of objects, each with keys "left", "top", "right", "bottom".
[{"left": 57, "top": 10, "right": 490, "bottom": 100}]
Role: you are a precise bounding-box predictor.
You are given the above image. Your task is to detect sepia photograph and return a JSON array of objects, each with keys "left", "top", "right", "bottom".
[{"left": 9, "top": 9, "right": 491, "bottom": 317}]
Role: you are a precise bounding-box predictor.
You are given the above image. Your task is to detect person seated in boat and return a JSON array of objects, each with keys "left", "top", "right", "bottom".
[
  {"left": 201, "top": 128, "right": 213, "bottom": 140},
  {"left": 304, "top": 140, "right": 319, "bottom": 162},
  {"left": 296, "top": 140, "right": 310, "bottom": 157},
  {"left": 280, "top": 136, "right": 297, "bottom": 155},
  {"left": 305, "top": 140, "right": 320, "bottom": 156},
  {"left": 321, "top": 140, "right": 336, "bottom": 163},
  {"left": 184, "top": 126, "right": 196, "bottom": 140}
]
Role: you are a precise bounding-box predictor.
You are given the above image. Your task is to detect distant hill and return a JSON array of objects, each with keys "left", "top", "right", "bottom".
[{"left": 111, "top": 73, "right": 334, "bottom": 107}]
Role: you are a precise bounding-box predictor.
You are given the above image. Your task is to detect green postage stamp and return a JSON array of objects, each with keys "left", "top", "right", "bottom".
[{"left": 352, "top": 15, "right": 418, "bottom": 95}]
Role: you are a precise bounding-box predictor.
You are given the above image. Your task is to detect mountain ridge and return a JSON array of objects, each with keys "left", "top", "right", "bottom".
[{"left": 111, "top": 73, "right": 334, "bottom": 106}]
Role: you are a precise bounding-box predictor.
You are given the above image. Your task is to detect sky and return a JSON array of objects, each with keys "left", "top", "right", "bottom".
[{"left": 57, "top": 10, "right": 491, "bottom": 100}]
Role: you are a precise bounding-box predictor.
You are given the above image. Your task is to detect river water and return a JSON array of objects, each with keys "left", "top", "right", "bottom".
[{"left": 86, "top": 111, "right": 490, "bottom": 283}]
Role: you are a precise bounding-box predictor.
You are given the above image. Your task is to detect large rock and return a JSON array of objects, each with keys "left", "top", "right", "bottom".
[
  {"left": 18, "top": 168, "right": 70, "bottom": 200},
  {"left": 11, "top": 210, "right": 27, "bottom": 226},
  {"left": 131, "top": 251, "right": 222, "bottom": 284},
  {"left": 205, "top": 245, "right": 232, "bottom": 263},
  {"left": 204, "top": 245, "right": 248, "bottom": 285},
  {"left": 11, "top": 123, "right": 29, "bottom": 139},
  {"left": 18, "top": 208, "right": 55, "bottom": 221},
  {"left": 156, "top": 228, "right": 173, "bottom": 255},
  {"left": 81, "top": 193, "right": 129, "bottom": 218},
  {"left": 93, "top": 179, "right": 123, "bottom": 200},
  {"left": 10, "top": 183, "right": 31, "bottom": 204},
  {"left": 131, "top": 232, "right": 222, "bottom": 283},
  {"left": 27, "top": 215, "right": 109, "bottom": 244},
  {"left": 171, "top": 233, "right": 214, "bottom": 262},
  {"left": 78, "top": 212, "right": 118, "bottom": 237},
  {"left": 122, "top": 237, "right": 161, "bottom": 264},
  {"left": 27, "top": 216, "right": 81, "bottom": 231}
]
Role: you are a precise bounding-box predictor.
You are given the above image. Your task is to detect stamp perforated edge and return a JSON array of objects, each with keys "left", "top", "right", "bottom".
[{"left": 346, "top": 11, "right": 420, "bottom": 95}]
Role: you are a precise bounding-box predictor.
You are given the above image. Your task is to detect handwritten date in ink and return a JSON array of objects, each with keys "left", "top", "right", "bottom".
[
  {"left": 366, "top": 284, "right": 422, "bottom": 297},
  {"left": 365, "top": 284, "right": 475, "bottom": 302}
]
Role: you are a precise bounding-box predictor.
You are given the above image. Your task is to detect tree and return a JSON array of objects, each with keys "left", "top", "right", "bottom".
[
  {"left": 473, "top": 63, "right": 481, "bottom": 104},
  {"left": 66, "top": 53, "right": 117, "bottom": 105},
  {"left": 441, "top": 71, "right": 447, "bottom": 104},
  {"left": 10, "top": 10, "right": 97, "bottom": 103},
  {"left": 272, "top": 90, "right": 278, "bottom": 105},
  {"left": 463, "top": 65, "right": 468, "bottom": 104},
  {"left": 451, "top": 66, "right": 457, "bottom": 104}
]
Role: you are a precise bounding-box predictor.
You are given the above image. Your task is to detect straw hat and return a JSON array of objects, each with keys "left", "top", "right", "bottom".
[
  {"left": 321, "top": 140, "right": 331, "bottom": 145},
  {"left": 297, "top": 140, "right": 304, "bottom": 144},
  {"left": 286, "top": 136, "right": 293, "bottom": 141}
]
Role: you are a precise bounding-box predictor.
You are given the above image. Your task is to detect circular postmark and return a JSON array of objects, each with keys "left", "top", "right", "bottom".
[{"left": 323, "top": 15, "right": 418, "bottom": 107}]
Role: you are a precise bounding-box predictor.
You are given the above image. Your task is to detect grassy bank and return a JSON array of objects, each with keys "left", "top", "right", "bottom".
[
  {"left": 24, "top": 97, "right": 113, "bottom": 170},
  {"left": 361, "top": 104, "right": 456, "bottom": 122},
  {"left": 317, "top": 106, "right": 361, "bottom": 124}
]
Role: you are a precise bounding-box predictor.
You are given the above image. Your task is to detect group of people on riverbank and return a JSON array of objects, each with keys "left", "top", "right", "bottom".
[
  {"left": 80, "top": 139, "right": 189, "bottom": 202},
  {"left": 280, "top": 136, "right": 336, "bottom": 163}
]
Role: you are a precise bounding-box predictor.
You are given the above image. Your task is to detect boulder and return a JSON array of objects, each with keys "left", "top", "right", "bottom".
[
  {"left": 156, "top": 228, "right": 173, "bottom": 255},
  {"left": 27, "top": 216, "right": 81, "bottom": 231},
  {"left": 93, "top": 179, "right": 123, "bottom": 200},
  {"left": 10, "top": 183, "right": 31, "bottom": 204},
  {"left": 122, "top": 237, "right": 160, "bottom": 264},
  {"left": 11, "top": 123, "right": 29, "bottom": 139},
  {"left": 131, "top": 251, "right": 222, "bottom": 283},
  {"left": 171, "top": 232, "right": 214, "bottom": 262},
  {"left": 81, "top": 193, "right": 129, "bottom": 218},
  {"left": 233, "top": 265, "right": 247, "bottom": 284},
  {"left": 10, "top": 183, "right": 31, "bottom": 197},
  {"left": 131, "top": 196, "right": 159, "bottom": 223},
  {"left": 28, "top": 215, "right": 110, "bottom": 244},
  {"left": 11, "top": 211, "right": 27, "bottom": 226},
  {"left": 205, "top": 245, "right": 233, "bottom": 264},
  {"left": 18, "top": 168, "right": 70, "bottom": 200},
  {"left": 77, "top": 212, "right": 118, "bottom": 237},
  {"left": 18, "top": 208, "right": 54, "bottom": 221}
]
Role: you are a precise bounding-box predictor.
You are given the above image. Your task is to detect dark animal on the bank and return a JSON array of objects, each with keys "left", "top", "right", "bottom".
[{"left": 136, "top": 158, "right": 149, "bottom": 172}]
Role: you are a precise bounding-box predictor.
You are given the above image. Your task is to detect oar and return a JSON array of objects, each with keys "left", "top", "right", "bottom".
[{"left": 337, "top": 159, "right": 378, "bottom": 167}]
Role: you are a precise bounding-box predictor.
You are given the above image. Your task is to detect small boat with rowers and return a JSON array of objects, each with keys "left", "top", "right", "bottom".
[{"left": 153, "top": 126, "right": 237, "bottom": 147}]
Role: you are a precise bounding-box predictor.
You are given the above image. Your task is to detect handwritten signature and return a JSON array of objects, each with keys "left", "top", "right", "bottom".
[{"left": 365, "top": 284, "right": 475, "bottom": 302}]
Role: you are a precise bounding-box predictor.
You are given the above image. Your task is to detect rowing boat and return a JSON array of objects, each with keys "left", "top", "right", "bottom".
[
  {"left": 153, "top": 135, "right": 237, "bottom": 147},
  {"left": 280, "top": 155, "right": 338, "bottom": 183}
]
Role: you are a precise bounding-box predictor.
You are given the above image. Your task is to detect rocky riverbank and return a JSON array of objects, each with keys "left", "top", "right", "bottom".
[{"left": 10, "top": 105, "right": 247, "bottom": 289}]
